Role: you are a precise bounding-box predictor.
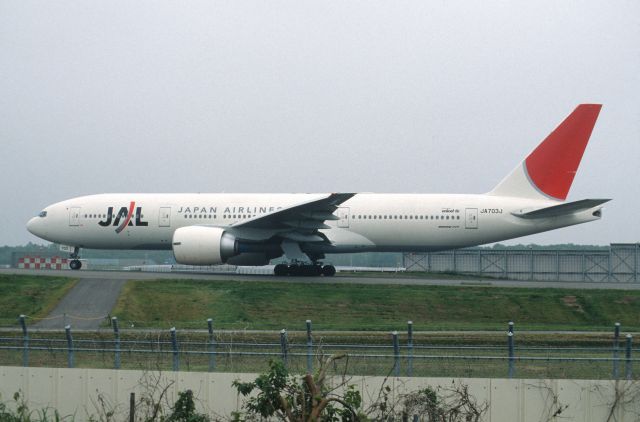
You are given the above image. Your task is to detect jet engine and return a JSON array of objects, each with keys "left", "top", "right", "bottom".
[{"left": 172, "top": 226, "right": 237, "bottom": 265}]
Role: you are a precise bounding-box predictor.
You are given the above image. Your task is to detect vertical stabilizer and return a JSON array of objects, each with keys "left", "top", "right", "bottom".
[{"left": 488, "top": 104, "right": 602, "bottom": 201}]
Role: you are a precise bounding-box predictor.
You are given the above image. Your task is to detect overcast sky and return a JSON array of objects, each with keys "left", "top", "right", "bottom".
[{"left": 1, "top": 1, "right": 638, "bottom": 246}]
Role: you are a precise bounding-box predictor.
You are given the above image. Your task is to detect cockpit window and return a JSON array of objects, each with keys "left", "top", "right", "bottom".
[{"left": 38, "top": 211, "right": 47, "bottom": 218}]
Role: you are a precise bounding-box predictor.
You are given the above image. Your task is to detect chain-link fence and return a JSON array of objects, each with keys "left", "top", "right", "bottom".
[
  {"left": 403, "top": 243, "right": 639, "bottom": 282},
  {"left": 1, "top": 318, "right": 638, "bottom": 380}
]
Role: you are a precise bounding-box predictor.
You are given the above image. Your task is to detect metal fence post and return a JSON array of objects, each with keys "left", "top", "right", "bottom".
[
  {"left": 19, "top": 315, "right": 28, "bottom": 367},
  {"left": 207, "top": 318, "right": 216, "bottom": 372},
  {"left": 306, "top": 320, "right": 313, "bottom": 374},
  {"left": 504, "top": 250, "right": 508, "bottom": 278},
  {"left": 280, "top": 329, "right": 289, "bottom": 368},
  {"left": 129, "top": 392, "right": 135, "bottom": 422},
  {"left": 625, "top": 334, "right": 633, "bottom": 380},
  {"left": 407, "top": 321, "right": 414, "bottom": 377},
  {"left": 170, "top": 327, "right": 179, "bottom": 372},
  {"left": 633, "top": 243, "right": 640, "bottom": 281},
  {"left": 453, "top": 250, "right": 457, "bottom": 272},
  {"left": 112, "top": 317, "right": 121, "bottom": 369},
  {"left": 507, "top": 329, "right": 515, "bottom": 379},
  {"left": 613, "top": 322, "right": 620, "bottom": 379},
  {"left": 508, "top": 320, "right": 514, "bottom": 334},
  {"left": 65, "top": 325, "right": 75, "bottom": 368},
  {"left": 392, "top": 331, "right": 400, "bottom": 377},
  {"left": 530, "top": 248, "right": 534, "bottom": 280}
]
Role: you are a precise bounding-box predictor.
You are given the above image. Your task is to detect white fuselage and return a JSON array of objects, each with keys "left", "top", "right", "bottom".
[
  {"left": 26, "top": 193, "right": 601, "bottom": 254},
  {"left": 25, "top": 105, "right": 608, "bottom": 269}
]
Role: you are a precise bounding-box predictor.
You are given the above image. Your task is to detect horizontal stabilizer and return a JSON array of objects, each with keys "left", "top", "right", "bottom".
[{"left": 512, "top": 199, "right": 610, "bottom": 219}]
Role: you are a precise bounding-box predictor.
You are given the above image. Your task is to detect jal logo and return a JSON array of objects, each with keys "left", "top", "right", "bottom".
[{"left": 98, "top": 201, "right": 148, "bottom": 233}]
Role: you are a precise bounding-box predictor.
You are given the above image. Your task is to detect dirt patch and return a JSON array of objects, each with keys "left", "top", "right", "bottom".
[
  {"left": 562, "top": 295, "right": 585, "bottom": 314},
  {"left": 615, "top": 296, "right": 636, "bottom": 305}
]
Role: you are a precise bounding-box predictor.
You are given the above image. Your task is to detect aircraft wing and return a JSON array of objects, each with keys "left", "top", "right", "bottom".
[
  {"left": 512, "top": 199, "right": 610, "bottom": 219},
  {"left": 227, "top": 193, "right": 356, "bottom": 242}
]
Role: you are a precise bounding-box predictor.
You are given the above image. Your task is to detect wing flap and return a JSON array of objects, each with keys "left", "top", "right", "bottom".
[
  {"left": 281, "top": 232, "right": 325, "bottom": 242},
  {"left": 282, "top": 220, "right": 331, "bottom": 230}
]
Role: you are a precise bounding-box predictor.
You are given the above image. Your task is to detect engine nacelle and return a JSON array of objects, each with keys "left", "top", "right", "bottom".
[{"left": 172, "top": 226, "right": 237, "bottom": 265}]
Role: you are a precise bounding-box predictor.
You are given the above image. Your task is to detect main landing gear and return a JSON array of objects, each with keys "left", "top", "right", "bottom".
[
  {"left": 273, "top": 263, "right": 336, "bottom": 277},
  {"left": 276, "top": 241, "right": 335, "bottom": 277},
  {"left": 69, "top": 246, "right": 82, "bottom": 270}
]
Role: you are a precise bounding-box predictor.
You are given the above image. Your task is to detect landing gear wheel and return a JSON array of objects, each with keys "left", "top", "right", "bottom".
[
  {"left": 322, "top": 265, "right": 336, "bottom": 277},
  {"left": 274, "top": 264, "right": 288, "bottom": 276},
  {"left": 69, "top": 259, "right": 82, "bottom": 270},
  {"left": 287, "top": 264, "right": 300, "bottom": 276}
]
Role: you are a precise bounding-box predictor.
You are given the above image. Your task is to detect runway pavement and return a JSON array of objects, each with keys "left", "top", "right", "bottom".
[{"left": 2, "top": 267, "right": 639, "bottom": 290}]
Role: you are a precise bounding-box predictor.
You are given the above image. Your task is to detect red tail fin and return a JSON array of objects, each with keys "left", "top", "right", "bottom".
[
  {"left": 524, "top": 104, "right": 602, "bottom": 200},
  {"left": 489, "top": 104, "right": 602, "bottom": 201}
]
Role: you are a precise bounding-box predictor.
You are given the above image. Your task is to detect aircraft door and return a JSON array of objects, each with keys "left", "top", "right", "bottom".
[
  {"left": 465, "top": 208, "right": 478, "bottom": 229},
  {"left": 69, "top": 207, "right": 81, "bottom": 226},
  {"left": 159, "top": 207, "right": 171, "bottom": 227},
  {"left": 337, "top": 207, "right": 350, "bottom": 228}
]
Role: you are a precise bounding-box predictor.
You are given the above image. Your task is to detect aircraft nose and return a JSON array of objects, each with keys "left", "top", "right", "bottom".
[{"left": 27, "top": 217, "right": 43, "bottom": 237}]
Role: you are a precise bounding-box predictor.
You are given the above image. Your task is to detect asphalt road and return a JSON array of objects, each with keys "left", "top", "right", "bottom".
[{"left": 31, "top": 277, "right": 126, "bottom": 330}]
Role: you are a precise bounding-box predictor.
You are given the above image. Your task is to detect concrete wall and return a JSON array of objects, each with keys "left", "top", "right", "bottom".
[{"left": 1, "top": 366, "right": 639, "bottom": 421}]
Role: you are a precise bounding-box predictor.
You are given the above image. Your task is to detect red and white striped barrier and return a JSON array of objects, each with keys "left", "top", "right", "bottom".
[{"left": 17, "top": 256, "right": 69, "bottom": 270}]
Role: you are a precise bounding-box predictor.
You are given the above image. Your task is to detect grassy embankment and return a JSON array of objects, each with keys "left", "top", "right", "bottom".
[
  {"left": 111, "top": 278, "right": 640, "bottom": 332},
  {"left": 0, "top": 274, "right": 77, "bottom": 326},
  {"left": 2, "top": 272, "right": 639, "bottom": 332},
  {"left": 1, "top": 274, "right": 637, "bottom": 378}
]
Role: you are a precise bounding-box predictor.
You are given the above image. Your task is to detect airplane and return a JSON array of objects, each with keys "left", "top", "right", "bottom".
[{"left": 27, "top": 104, "right": 609, "bottom": 276}]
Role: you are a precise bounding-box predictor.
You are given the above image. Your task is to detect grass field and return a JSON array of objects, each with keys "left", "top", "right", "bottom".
[
  {"left": 111, "top": 278, "right": 640, "bottom": 331},
  {"left": 2, "top": 273, "right": 636, "bottom": 379},
  {"left": 0, "top": 274, "right": 77, "bottom": 326}
]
